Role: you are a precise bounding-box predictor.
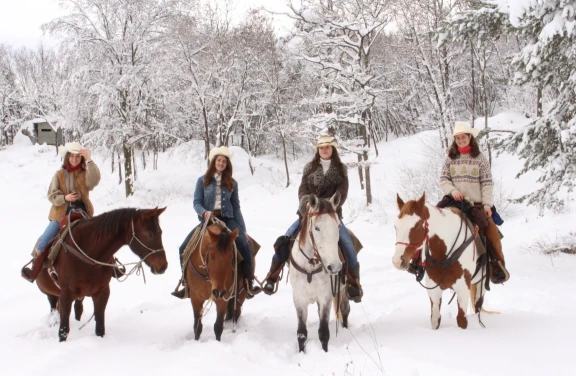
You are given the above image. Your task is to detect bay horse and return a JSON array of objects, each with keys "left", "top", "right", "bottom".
[
  {"left": 290, "top": 192, "right": 350, "bottom": 352},
  {"left": 36, "top": 208, "right": 168, "bottom": 342},
  {"left": 185, "top": 223, "right": 247, "bottom": 341},
  {"left": 393, "top": 193, "right": 487, "bottom": 329}
]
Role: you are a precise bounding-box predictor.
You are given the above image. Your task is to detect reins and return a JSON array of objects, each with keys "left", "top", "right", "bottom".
[{"left": 63, "top": 210, "right": 165, "bottom": 283}]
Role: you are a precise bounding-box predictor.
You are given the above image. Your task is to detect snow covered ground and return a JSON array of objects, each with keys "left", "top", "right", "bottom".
[{"left": 1, "top": 112, "right": 574, "bottom": 376}]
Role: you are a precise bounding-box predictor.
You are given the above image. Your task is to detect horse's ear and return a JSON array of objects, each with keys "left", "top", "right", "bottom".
[
  {"left": 330, "top": 191, "right": 341, "bottom": 209},
  {"left": 397, "top": 194, "right": 405, "bottom": 211},
  {"left": 157, "top": 207, "right": 167, "bottom": 216},
  {"left": 417, "top": 192, "right": 426, "bottom": 207},
  {"left": 229, "top": 228, "right": 239, "bottom": 242},
  {"left": 309, "top": 194, "right": 318, "bottom": 209}
]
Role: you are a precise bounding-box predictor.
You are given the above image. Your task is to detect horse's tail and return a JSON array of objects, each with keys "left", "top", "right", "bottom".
[
  {"left": 469, "top": 283, "right": 501, "bottom": 315},
  {"left": 333, "top": 295, "right": 342, "bottom": 321}
]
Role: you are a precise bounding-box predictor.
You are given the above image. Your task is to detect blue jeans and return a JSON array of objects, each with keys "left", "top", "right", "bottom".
[
  {"left": 37, "top": 220, "right": 60, "bottom": 251},
  {"left": 179, "top": 218, "right": 253, "bottom": 273},
  {"left": 275, "top": 218, "right": 358, "bottom": 268},
  {"left": 37, "top": 202, "right": 88, "bottom": 252}
]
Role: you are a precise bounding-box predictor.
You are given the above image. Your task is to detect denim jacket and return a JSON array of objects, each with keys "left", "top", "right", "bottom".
[{"left": 193, "top": 175, "right": 246, "bottom": 233}]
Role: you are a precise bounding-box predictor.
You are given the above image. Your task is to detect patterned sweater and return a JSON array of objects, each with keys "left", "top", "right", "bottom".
[{"left": 439, "top": 153, "right": 494, "bottom": 208}]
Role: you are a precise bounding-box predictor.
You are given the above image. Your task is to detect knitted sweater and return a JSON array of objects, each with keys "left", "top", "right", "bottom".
[{"left": 439, "top": 153, "right": 494, "bottom": 208}]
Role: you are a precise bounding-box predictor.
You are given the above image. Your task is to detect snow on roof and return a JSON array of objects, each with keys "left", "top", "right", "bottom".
[{"left": 23, "top": 116, "right": 60, "bottom": 132}]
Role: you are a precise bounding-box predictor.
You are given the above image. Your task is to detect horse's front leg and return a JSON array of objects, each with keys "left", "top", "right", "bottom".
[
  {"left": 58, "top": 291, "right": 74, "bottom": 342},
  {"left": 427, "top": 287, "right": 443, "bottom": 330},
  {"left": 191, "top": 297, "right": 204, "bottom": 341},
  {"left": 293, "top": 295, "right": 309, "bottom": 353},
  {"left": 317, "top": 298, "right": 331, "bottom": 352},
  {"left": 92, "top": 285, "right": 110, "bottom": 337},
  {"left": 214, "top": 299, "right": 227, "bottom": 341}
]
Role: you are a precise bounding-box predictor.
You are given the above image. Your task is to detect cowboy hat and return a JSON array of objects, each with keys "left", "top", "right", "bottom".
[
  {"left": 58, "top": 141, "right": 85, "bottom": 158},
  {"left": 316, "top": 135, "right": 338, "bottom": 148},
  {"left": 450, "top": 121, "right": 480, "bottom": 138},
  {"left": 208, "top": 146, "right": 233, "bottom": 162}
]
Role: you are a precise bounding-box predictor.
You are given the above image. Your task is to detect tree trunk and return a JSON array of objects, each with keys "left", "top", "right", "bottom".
[
  {"left": 111, "top": 147, "right": 115, "bottom": 174},
  {"left": 123, "top": 141, "right": 134, "bottom": 197},
  {"left": 537, "top": 86, "right": 543, "bottom": 117},
  {"left": 132, "top": 148, "right": 137, "bottom": 182},
  {"left": 141, "top": 149, "right": 146, "bottom": 170},
  {"left": 281, "top": 131, "right": 290, "bottom": 188},
  {"left": 117, "top": 148, "right": 122, "bottom": 185},
  {"left": 202, "top": 105, "right": 210, "bottom": 165},
  {"left": 471, "top": 42, "right": 476, "bottom": 124}
]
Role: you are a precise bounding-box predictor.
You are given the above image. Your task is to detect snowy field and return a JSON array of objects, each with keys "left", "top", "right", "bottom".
[{"left": 1, "top": 113, "right": 574, "bottom": 376}]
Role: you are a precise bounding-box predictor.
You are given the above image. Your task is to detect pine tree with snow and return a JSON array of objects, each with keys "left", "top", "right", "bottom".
[{"left": 497, "top": 0, "right": 576, "bottom": 211}]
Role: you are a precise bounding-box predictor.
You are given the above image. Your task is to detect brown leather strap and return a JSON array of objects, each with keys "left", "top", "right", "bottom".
[
  {"left": 213, "top": 210, "right": 222, "bottom": 217},
  {"left": 289, "top": 252, "right": 322, "bottom": 283}
]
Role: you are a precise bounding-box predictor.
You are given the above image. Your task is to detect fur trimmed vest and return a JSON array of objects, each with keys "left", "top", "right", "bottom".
[
  {"left": 298, "top": 160, "right": 349, "bottom": 218},
  {"left": 47, "top": 163, "right": 100, "bottom": 221}
]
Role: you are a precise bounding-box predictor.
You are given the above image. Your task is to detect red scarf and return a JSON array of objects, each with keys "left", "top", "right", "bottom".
[
  {"left": 458, "top": 145, "right": 472, "bottom": 154},
  {"left": 65, "top": 163, "right": 82, "bottom": 172}
]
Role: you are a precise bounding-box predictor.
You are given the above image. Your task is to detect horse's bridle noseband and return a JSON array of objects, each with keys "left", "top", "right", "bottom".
[{"left": 395, "top": 215, "right": 430, "bottom": 252}]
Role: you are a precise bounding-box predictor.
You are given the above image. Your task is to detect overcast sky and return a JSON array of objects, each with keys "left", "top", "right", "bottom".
[{"left": 0, "top": 0, "right": 294, "bottom": 49}]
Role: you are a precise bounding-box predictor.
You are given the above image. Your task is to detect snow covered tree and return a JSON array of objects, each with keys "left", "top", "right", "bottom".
[
  {"left": 45, "top": 0, "right": 181, "bottom": 197},
  {"left": 286, "top": 0, "right": 395, "bottom": 205},
  {"left": 496, "top": 0, "right": 576, "bottom": 211}
]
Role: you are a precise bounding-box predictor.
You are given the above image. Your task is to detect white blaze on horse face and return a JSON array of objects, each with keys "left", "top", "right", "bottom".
[
  {"left": 312, "top": 214, "right": 342, "bottom": 274},
  {"left": 392, "top": 214, "right": 420, "bottom": 270}
]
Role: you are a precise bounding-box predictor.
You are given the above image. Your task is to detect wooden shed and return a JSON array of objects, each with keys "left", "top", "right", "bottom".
[{"left": 33, "top": 120, "right": 62, "bottom": 146}]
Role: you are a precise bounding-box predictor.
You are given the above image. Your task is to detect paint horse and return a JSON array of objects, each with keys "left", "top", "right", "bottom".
[
  {"left": 290, "top": 192, "right": 350, "bottom": 352},
  {"left": 186, "top": 223, "right": 248, "bottom": 341},
  {"left": 36, "top": 208, "right": 168, "bottom": 341},
  {"left": 393, "top": 193, "right": 487, "bottom": 329}
]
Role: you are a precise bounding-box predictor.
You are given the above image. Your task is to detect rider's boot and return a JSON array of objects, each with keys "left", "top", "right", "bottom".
[
  {"left": 490, "top": 259, "right": 510, "bottom": 284},
  {"left": 21, "top": 249, "right": 48, "bottom": 283},
  {"left": 262, "top": 257, "right": 285, "bottom": 295},
  {"left": 241, "top": 261, "right": 261, "bottom": 299},
  {"left": 346, "top": 263, "right": 363, "bottom": 303}
]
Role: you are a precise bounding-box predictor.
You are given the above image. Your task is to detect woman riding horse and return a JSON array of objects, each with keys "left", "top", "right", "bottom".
[
  {"left": 438, "top": 122, "right": 510, "bottom": 284},
  {"left": 261, "top": 135, "right": 363, "bottom": 302},
  {"left": 172, "top": 146, "right": 259, "bottom": 298},
  {"left": 22, "top": 141, "right": 101, "bottom": 282}
]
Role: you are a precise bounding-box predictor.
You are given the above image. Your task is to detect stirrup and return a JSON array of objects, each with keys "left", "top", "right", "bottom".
[
  {"left": 262, "top": 279, "right": 278, "bottom": 296},
  {"left": 347, "top": 284, "right": 363, "bottom": 303},
  {"left": 171, "top": 288, "right": 186, "bottom": 299}
]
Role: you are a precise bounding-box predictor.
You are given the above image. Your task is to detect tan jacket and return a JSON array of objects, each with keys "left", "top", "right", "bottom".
[{"left": 47, "top": 162, "right": 101, "bottom": 221}]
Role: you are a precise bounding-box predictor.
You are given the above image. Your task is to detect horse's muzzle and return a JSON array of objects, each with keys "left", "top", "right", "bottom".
[
  {"left": 392, "top": 255, "right": 408, "bottom": 271},
  {"left": 150, "top": 263, "right": 168, "bottom": 275},
  {"left": 326, "top": 262, "right": 342, "bottom": 275}
]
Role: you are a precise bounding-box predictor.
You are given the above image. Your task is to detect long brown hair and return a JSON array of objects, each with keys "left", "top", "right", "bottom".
[
  {"left": 448, "top": 135, "right": 481, "bottom": 159},
  {"left": 203, "top": 155, "right": 234, "bottom": 191},
  {"left": 309, "top": 146, "right": 346, "bottom": 177},
  {"left": 62, "top": 152, "right": 86, "bottom": 170}
]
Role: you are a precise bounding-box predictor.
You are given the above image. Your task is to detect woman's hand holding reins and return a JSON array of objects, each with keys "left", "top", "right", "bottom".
[
  {"left": 65, "top": 192, "right": 79, "bottom": 202},
  {"left": 202, "top": 211, "right": 212, "bottom": 220},
  {"left": 484, "top": 207, "right": 492, "bottom": 218},
  {"left": 452, "top": 191, "right": 464, "bottom": 201}
]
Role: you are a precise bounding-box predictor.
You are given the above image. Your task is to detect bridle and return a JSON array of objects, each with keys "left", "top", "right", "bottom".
[
  {"left": 299, "top": 210, "right": 335, "bottom": 271},
  {"left": 395, "top": 215, "right": 430, "bottom": 253},
  {"left": 128, "top": 219, "right": 165, "bottom": 261}
]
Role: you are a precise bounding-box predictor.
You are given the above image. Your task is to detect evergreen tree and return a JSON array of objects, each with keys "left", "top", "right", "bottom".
[{"left": 497, "top": 0, "right": 576, "bottom": 211}]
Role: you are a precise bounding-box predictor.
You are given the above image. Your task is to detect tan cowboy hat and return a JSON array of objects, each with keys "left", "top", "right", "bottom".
[
  {"left": 58, "top": 141, "right": 85, "bottom": 158},
  {"left": 450, "top": 121, "right": 480, "bottom": 138},
  {"left": 316, "top": 135, "right": 338, "bottom": 148},
  {"left": 208, "top": 146, "right": 233, "bottom": 162}
]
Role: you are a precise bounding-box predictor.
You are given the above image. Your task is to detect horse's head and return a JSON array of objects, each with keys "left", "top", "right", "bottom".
[
  {"left": 300, "top": 192, "right": 342, "bottom": 275},
  {"left": 393, "top": 193, "right": 429, "bottom": 271},
  {"left": 205, "top": 224, "right": 238, "bottom": 299},
  {"left": 130, "top": 207, "right": 168, "bottom": 275}
]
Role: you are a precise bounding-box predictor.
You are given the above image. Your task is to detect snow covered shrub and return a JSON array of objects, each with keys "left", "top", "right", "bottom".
[{"left": 528, "top": 232, "right": 576, "bottom": 256}]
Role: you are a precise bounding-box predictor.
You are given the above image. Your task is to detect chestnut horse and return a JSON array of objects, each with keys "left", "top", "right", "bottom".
[
  {"left": 290, "top": 193, "right": 350, "bottom": 352},
  {"left": 36, "top": 208, "right": 168, "bottom": 341},
  {"left": 393, "top": 193, "right": 487, "bottom": 329},
  {"left": 185, "top": 223, "right": 247, "bottom": 341}
]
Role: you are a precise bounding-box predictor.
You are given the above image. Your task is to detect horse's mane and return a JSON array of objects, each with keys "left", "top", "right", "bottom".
[
  {"left": 87, "top": 208, "right": 137, "bottom": 244},
  {"left": 299, "top": 198, "right": 338, "bottom": 247},
  {"left": 215, "top": 227, "right": 233, "bottom": 253}
]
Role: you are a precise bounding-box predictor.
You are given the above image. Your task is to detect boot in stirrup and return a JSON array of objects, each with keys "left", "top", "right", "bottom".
[
  {"left": 490, "top": 260, "right": 510, "bottom": 284},
  {"left": 262, "top": 257, "right": 284, "bottom": 295},
  {"left": 346, "top": 263, "right": 363, "bottom": 303},
  {"left": 21, "top": 249, "right": 48, "bottom": 283}
]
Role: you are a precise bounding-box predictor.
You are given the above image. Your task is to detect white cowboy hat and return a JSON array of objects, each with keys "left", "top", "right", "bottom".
[
  {"left": 208, "top": 146, "right": 233, "bottom": 162},
  {"left": 450, "top": 121, "right": 480, "bottom": 138},
  {"left": 316, "top": 135, "right": 338, "bottom": 148},
  {"left": 58, "top": 141, "right": 84, "bottom": 158}
]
